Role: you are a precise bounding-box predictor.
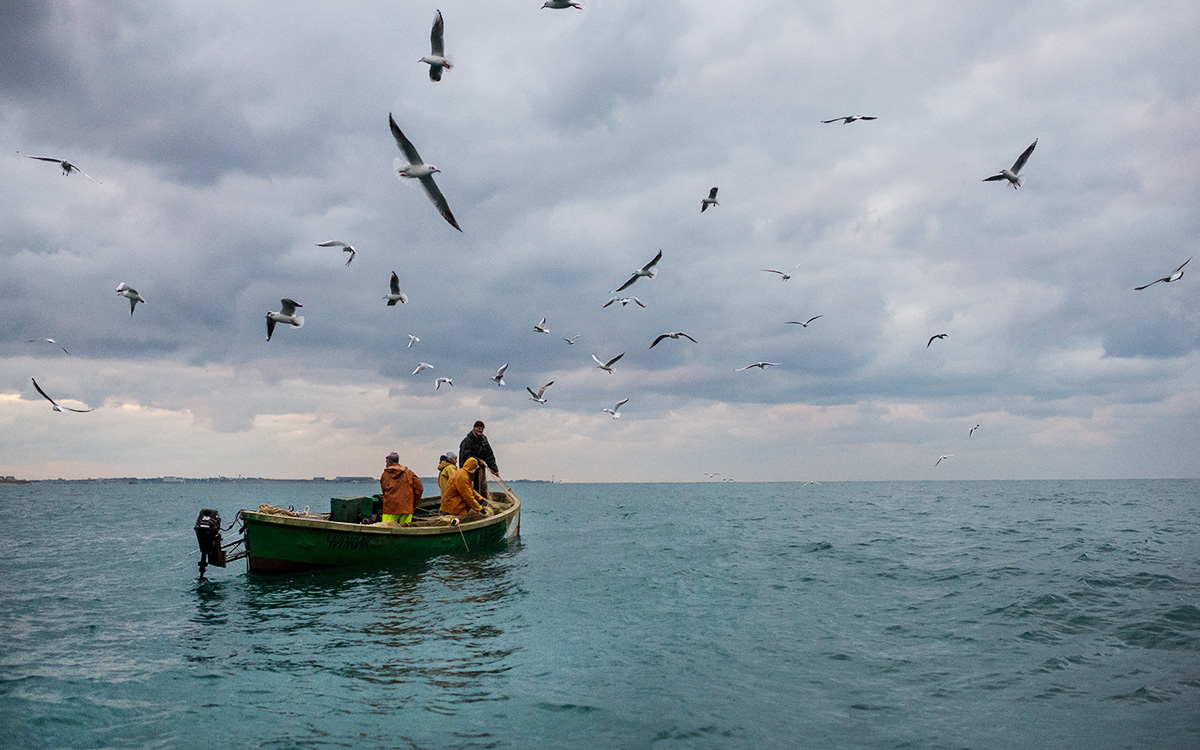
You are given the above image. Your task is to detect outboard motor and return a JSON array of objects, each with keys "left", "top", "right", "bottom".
[{"left": 194, "top": 508, "right": 227, "bottom": 580}]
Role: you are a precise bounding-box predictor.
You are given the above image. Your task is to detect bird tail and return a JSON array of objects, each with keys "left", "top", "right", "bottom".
[{"left": 292, "top": 316, "right": 305, "bottom": 329}]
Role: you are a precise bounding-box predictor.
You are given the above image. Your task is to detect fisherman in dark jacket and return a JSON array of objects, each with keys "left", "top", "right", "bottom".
[{"left": 459, "top": 420, "right": 500, "bottom": 498}]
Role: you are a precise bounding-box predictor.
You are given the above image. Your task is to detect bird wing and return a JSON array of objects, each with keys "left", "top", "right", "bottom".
[
  {"left": 73, "top": 166, "right": 101, "bottom": 183},
  {"left": 762, "top": 269, "right": 784, "bottom": 275},
  {"left": 612, "top": 274, "right": 639, "bottom": 293},
  {"left": 606, "top": 352, "right": 625, "bottom": 367},
  {"left": 266, "top": 316, "right": 276, "bottom": 341},
  {"left": 708, "top": 187, "right": 718, "bottom": 200},
  {"left": 418, "top": 174, "right": 462, "bottom": 231},
  {"left": 128, "top": 296, "right": 139, "bottom": 315},
  {"left": 1011, "top": 139, "right": 1038, "bottom": 174},
  {"left": 615, "top": 398, "right": 629, "bottom": 410},
  {"left": 390, "top": 271, "right": 400, "bottom": 294},
  {"left": 641, "top": 249, "right": 663, "bottom": 273},
  {"left": 591, "top": 353, "right": 604, "bottom": 366},
  {"left": 630, "top": 296, "right": 645, "bottom": 307},
  {"left": 430, "top": 10, "right": 445, "bottom": 56},
  {"left": 982, "top": 174, "right": 1007, "bottom": 182},
  {"left": 650, "top": 335, "right": 668, "bottom": 348},
  {"left": 860, "top": 116, "right": 878, "bottom": 121},
  {"left": 316, "top": 240, "right": 348, "bottom": 248},
  {"left": 1174, "top": 257, "right": 1192, "bottom": 274},
  {"left": 496, "top": 363, "right": 508, "bottom": 377},
  {"left": 679, "top": 333, "right": 697, "bottom": 343},
  {"left": 602, "top": 297, "right": 617, "bottom": 308},
  {"left": 820, "top": 118, "right": 843, "bottom": 124},
  {"left": 1134, "top": 279, "right": 1162, "bottom": 290},
  {"left": 388, "top": 113, "right": 424, "bottom": 165},
  {"left": 539, "top": 381, "right": 554, "bottom": 396},
  {"left": 31, "top": 378, "right": 59, "bottom": 407},
  {"left": 805, "top": 315, "right": 823, "bottom": 325},
  {"left": 279, "top": 299, "right": 299, "bottom": 316},
  {"left": 28, "top": 155, "right": 62, "bottom": 163}
]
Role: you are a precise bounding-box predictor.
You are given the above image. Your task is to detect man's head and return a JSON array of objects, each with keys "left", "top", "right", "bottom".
[
  {"left": 385, "top": 452, "right": 399, "bottom": 465},
  {"left": 444, "top": 451, "right": 457, "bottom": 464},
  {"left": 473, "top": 420, "right": 485, "bottom": 436}
]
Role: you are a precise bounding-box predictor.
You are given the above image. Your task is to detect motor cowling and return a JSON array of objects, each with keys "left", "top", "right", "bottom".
[{"left": 194, "top": 508, "right": 227, "bottom": 579}]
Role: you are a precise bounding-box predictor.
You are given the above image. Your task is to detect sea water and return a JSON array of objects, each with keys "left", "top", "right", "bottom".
[{"left": 0, "top": 479, "right": 1197, "bottom": 749}]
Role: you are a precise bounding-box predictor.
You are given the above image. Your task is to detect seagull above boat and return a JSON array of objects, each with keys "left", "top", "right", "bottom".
[
  {"left": 491, "top": 363, "right": 508, "bottom": 386},
  {"left": 701, "top": 187, "right": 719, "bottom": 212},
  {"left": 649, "top": 332, "right": 697, "bottom": 348},
  {"left": 1134, "top": 257, "right": 1190, "bottom": 290},
  {"left": 115, "top": 283, "right": 146, "bottom": 316},
  {"left": 735, "top": 361, "right": 781, "bottom": 371},
  {"left": 785, "top": 315, "right": 823, "bottom": 327},
  {"left": 26, "top": 338, "right": 71, "bottom": 356},
  {"left": 407, "top": 333, "right": 419, "bottom": 348},
  {"left": 935, "top": 454, "right": 954, "bottom": 466},
  {"left": 603, "top": 296, "right": 645, "bottom": 308},
  {"left": 592, "top": 352, "right": 625, "bottom": 374},
  {"left": 419, "top": 10, "right": 453, "bottom": 82},
  {"left": 603, "top": 398, "right": 629, "bottom": 419},
  {"left": 927, "top": 333, "right": 948, "bottom": 348},
  {"left": 27, "top": 155, "right": 101, "bottom": 182},
  {"left": 389, "top": 113, "right": 461, "bottom": 231},
  {"left": 384, "top": 271, "right": 409, "bottom": 305},
  {"left": 533, "top": 317, "right": 550, "bottom": 334},
  {"left": 821, "top": 115, "right": 877, "bottom": 124},
  {"left": 266, "top": 298, "right": 304, "bottom": 341},
  {"left": 527, "top": 381, "right": 554, "bottom": 404},
  {"left": 541, "top": 0, "right": 582, "bottom": 8},
  {"left": 762, "top": 262, "right": 802, "bottom": 281},
  {"left": 413, "top": 362, "right": 434, "bottom": 375},
  {"left": 434, "top": 377, "right": 453, "bottom": 390},
  {"left": 31, "top": 378, "right": 93, "bottom": 413},
  {"left": 983, "top": 138, "right": 1038, "bottom": 189},
  {"left": 564, "top": 334, "right": 581, "bottom": 345},
  {"left": 969, "top": 424, "right": 980, "bottom": 438},
  {"left": 612, "top": 250, "right": 662, "bottom": 293},
  {"left": 316, "top": 240, "right": 356, "bottom": 266}
]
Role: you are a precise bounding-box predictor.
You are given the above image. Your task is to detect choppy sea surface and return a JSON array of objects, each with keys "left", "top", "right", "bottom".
[{"left": 1, "top": 479, "right": 1198, "bottom": 749}]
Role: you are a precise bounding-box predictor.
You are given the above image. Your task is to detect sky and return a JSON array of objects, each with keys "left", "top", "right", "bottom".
[{"left": 1, "top": 1, "right": 1198, "bottom": 482}]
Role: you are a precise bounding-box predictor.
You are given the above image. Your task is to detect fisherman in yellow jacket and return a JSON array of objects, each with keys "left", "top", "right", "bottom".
[
  {"left": 437, "top": 452, "right": 457, "bottom": 498},
  {"left": 440, "top": 457, "right": 486, "bottom": 516}
]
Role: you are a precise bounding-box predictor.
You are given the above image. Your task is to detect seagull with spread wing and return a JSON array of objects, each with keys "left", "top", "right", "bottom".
[
  {"left": 701, "top": 187, "right": 719, "bottom": 212},
  {"left": 927, "top": 333, "right": 948, "bottom": 348},
  {"left": 785, "top": 315, "right": 823, "bottom": 327},
  {"left": 527, "top": 381, "right": 554, "bottom": 404},
  {"left": 1135, "top": 258, "right": 1190, "bottom": 290},
  {"left": 26, "top": 338, "right": 71, "bottom": 356},
  {"left": 116, "top": 283, "right": 146, "bottom": 317},
  {"left": 603, "top": 296, "right": 645, "bottom": 308},
  {"left": 983, "top": 139, "right": 1038, "bottom": 189},
  {"left": 27, "top": 155, "right": 101, "bottom": 182},
  {"left": 384, "top": 272, "right": 409, "bottom": 305},
  {"left": 266, "top": 298, "right": 304, "bottom": 341},
  {"left": 612, "top": 250, "right": 662, "bottom": 293},
  {"left": 592, "top": 352, "right": 625, "bottom": 374},
  {"left": 419, "top": 10, "right": 452, "bottom": 81},
  {"left": 821, "top": 115, "right": 877, "bottom": 124},
  {"left": 31, "top": 378, "right": 94, "bottom": 413},
  {"left": 389, "top": 113, "right": 461, "bottom": 231},
  {"left": 491, "top": 363, "right": 508, "bottom": 386},
  {"left": 650, "top": 332, "right": 696, "bottom": 348},
  {"left": 735, "top": 362, "right": 781, "bottom": 371},
  {"left": 762, "top": 262, "right": 801, "bottom": 280},
  {"left": 603, "top": 398, "right": 629, "bottom": 419}
]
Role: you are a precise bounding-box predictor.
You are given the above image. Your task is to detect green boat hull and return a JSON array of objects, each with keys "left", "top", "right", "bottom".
[{"left": 240, "top": 495, "right": 520, "bottom": 574}]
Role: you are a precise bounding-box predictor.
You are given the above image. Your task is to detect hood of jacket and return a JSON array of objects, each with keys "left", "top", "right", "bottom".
[
  {"left": 382, "top": 463, "right": 409, "bottom": 479},
  {"left": 462, "top": 456, "right": 479, "bottom": 473}
]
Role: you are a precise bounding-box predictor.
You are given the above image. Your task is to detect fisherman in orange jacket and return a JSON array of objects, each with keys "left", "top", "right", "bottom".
[
  {"left": 440, "top": 457, "right": 487, "bottom": 516},
  {"left": 380, "top": 451, "right": 423, "bottom": 523}
]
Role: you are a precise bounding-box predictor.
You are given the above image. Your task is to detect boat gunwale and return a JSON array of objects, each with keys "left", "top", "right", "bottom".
[{"left": 239, "top": 493, "right": 520, "bottom": 537}]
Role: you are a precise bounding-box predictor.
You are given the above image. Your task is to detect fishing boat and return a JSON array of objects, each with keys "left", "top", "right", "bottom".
[{"left": 193, "top": 486, "right": 520, "bottom": 577}]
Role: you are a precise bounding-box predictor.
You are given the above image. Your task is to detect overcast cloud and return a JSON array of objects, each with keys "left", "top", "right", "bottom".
[{"left": 2, "top": 1, "right": 1197, "bottom": 481}]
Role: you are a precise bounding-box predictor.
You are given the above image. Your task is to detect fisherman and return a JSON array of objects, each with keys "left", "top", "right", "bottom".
[
  {"left": 458, "top": 420, "right": 500, "bottom": 500},
  {"left": 437, "top": 451, "right": 457, "bottom": 498},
  {"left": 440, "top": 457, "right": 486, "bottom": 516},
  {"left": 379, "top": 451, "right": 423, "bottom": 524}
]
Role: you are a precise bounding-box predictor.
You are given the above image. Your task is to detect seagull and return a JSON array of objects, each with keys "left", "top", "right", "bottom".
[
  {"left": 491, "top": 363, "right": 508, "bottom": 386},
  {"left": 735, "top": 361, "right": 781, "bottom": 371},
  {"left": 26, "top": 338, "right": 71, "bottom": 356},
  {"left": 389, "top": 113, "right": 461, "bottom": 231},
  {"left": 603, "top": 398, "right": 629, "bottom": 419},
  {"left": 650, "top": 332, "right": 697, "bottom": 348},
  {"left": 533, "top": 317, "right": 550, "bottom": 334},
  {"left": 1134, "top": 258, "right": 1190, "bottom": 290},
  {"left": 413, "top": 362, "right": 434, "bottom": 375},
  {"left": 701, "top": 187, "right": 719, "bottom": 212},
  {"left": 821, "top": 115, "right": 877, "bottom": 124},
  {"left": 115, "top": 283, "right": 146, "bottom": 316},
  {"left": 612, "top": 250, "right": 662, "bottom": 293},
  {"left": 316, "top": 240, "right": 355, "bottom": 266},
  {"left": 527, "top": 381, "right": 554, "bottom": 404},
  {"left": 983, "top": 138, "right": 1038, "bottom": 189},
  {"left": 434, "top": 377, "right": 453, "bottom": 390},
  {"left": 592, "top": 352, "right": 625, "bottom": 374},
  {"left": 927, "top": 333, "right": 948, "bottom": 348},
  {"left": 762, "top": 262, "right": 802, "bottom": 280},
  {"left": 27, "top": 155, "right": 100, "bottom": 182},
  {"left": 564, "top": 334, "right": 581, "bottom": 345},
  {"left": 31, "top": 378, "right": 93, "bottom": 413},
  {"left": 266, "top": 298, "right": 304, "bottom": 341},
  {"left": 384, "top": 272, "right": 409, "bottom": 305},
  {"left": 407, "top": 333, "right": 419, "bottom": 348},
  {"left": 969, "top": 424, "right": 980, "bottom": 438},
  {"left": 541, "top": 0, "right": 582, "bottom": 8},
  {"left": 785, "top": 315, "right": 823, "bottom": 327},
  {"left": 419, "top": 10, "right": 452, "bottom": 82},
  {"left": 603, "top": 296, "right": 645, "bottom": 308},
  {"left": 935, "top": 454, "right": 954, "bottom": 466}
]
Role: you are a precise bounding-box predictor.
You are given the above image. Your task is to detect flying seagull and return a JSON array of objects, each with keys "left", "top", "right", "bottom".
[
  {"left": 316, "top": 240, "right": 355, "bottom": 266},
  {"left": 115, "top": 283, "right": 146, "bottom": 316},
  {"left": 27, "top": 155, "right": 100, "bottom": 182},
  {"left": 384, "top": 272, "right": 409, "bottom": 305},
  {"left": 533, "top": 317, "right": 549, "bottom": 334},
  {"left": 650, "top": 332, "right": 697, "bottom": 348},
  {"left": 935, "top": 454, "right": 954, "bottom": 466},
  {"left": 413, "top": 362, "right": 434, "bottom": 375},
  {"left": 1134, "top": 257, "right": 1190, "bottom": 290},
  {"left": 983, "top": 139, "right": 1038, "bottom": 189},
  {"left": 389, "top": 113, "right": 461, "bottom": 231},
  {"left": 434, "top": 377, "right": 453, "bottom": 390},
  {"left": 26, "top": 338, "right": 71, "bottom": 356},
  {"left": 419, "top": 10, "right": 452, "bottom": 81},
  {"left": 407, "top": 333, "right": 419, "bottom": 348},
  {"left": 612, "top": 250, "right": 662, "bottom": 293},
  {"left": 762, "top": 262, "right": 802, "bottom": 280},
  {"left": 603, "top": 398, "right": 629, "bottom": 419},
  {"left": 821, "top": 115, "right": 877, "bottom": 124},
  {"left": 603, "top": 296, "right": 645, "bottom": 308},
  {"left": 969, "top": 424, "right": 980, "bottom": 438},
  {"left": 564, "top": 334, "right": 581, "bottom": 345},
  {"left": 541, "top": 0, "right": 582, "bottom": 8},
  {"left": 491, "top": 363, "right": 508, "bottom": 386},
  {"left": 785, "top": 315, "right": 823, "bottom": 327},
  {"left": 266, "top": 298, "right": 304, "bottom": 341},
  {"left": 592, "top": 352, "right": 625, "bottom": 374},
  {"left": 701, "top": 187, "right": 719, "bottom": 212},
  {"left": 927, "top": 333, "right": 948, "bottom": 348},
  {"left": 31, "top": 378, "right": 93, "bottom": 413},
  {"left": 735, "top": 361, "right": 781, "bottom": 371},
  {"left": 527, "top": 381, "right": 554, "bottom": 404}
]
